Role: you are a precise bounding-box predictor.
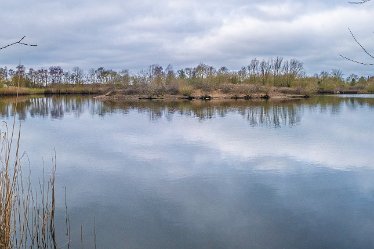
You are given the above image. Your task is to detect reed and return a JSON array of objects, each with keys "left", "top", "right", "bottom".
[
  {"left": 0, "top": 121, "right": 70, "bottom": 248},
  {"left": 0, "top": 87, "right": 44, "bottom": 96},
  {"left": 0, "top": 85, "right": 108, "bottom": 96}
]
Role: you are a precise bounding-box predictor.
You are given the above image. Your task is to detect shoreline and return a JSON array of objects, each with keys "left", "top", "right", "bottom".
[
  {"left": 93, "top": 87, "right": 314, "bottom": 102},
  {"left": 0, "top": 86, "right": 371, "bottom": 102},
  {"left": 94, "top": 86, "right": 372, "bottom": 102},
  {"left": 94, "top": 93, "right": 310, "bottom": 102}
]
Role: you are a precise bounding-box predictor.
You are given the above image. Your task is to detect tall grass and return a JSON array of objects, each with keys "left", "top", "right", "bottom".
[
  {"left": 0, "top": 121, "right": 70, "bottom": 248},
  {"left": 0, "top": 85, "right": 108, "bottom": 96}
]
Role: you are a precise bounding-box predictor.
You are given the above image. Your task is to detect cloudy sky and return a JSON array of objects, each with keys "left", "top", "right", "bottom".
[{"left": 0, "top": 0, "right": 373, "bottom": 75}]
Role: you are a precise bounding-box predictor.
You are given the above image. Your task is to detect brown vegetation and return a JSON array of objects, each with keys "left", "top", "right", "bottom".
[
  {"left": 0, "top": 58, "right": 373, "bottom": 100},
  {"left": 0, "top": 122, "right": 67, "bottom": 248},
  {"left": 0, "top": 85, "right": 109, "bottom": 96}
]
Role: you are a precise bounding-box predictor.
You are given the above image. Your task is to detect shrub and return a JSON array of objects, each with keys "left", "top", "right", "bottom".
[{"left": 179, "top": 85, "right": 194, "bottom": 96}]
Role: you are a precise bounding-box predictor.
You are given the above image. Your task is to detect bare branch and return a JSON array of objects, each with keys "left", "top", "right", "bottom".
[
  {"left": 340, "top": 54, "right": 374, "bottom": 65},
  {"left": 347, "top": 28, "right": 374, "bottom": 59},
  {"left": 348, "top": 0, "right": 371, "bottom": 4},
  {"left": 0, "top": 36, "right": 37, "bottom": 51},
  {"left": 341, "top": 28, "right": 374, "bottom": 65}
]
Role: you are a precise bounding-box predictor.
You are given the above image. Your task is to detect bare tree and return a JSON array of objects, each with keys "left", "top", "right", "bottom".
[
  {"left": 248, "top": 58, "right": 259, "bottom": 84},
  {"left": 71, "top": 66, "right": 84, "bottom": 84},
  {"left": 259, "top": 60, "right": 272, "bottom": 85}
]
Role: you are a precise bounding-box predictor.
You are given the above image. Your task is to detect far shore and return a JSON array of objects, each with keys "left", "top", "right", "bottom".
[
  {"left": 0, "top": 85, "right": 371, "bottom": 103},
  {"left": 94, "top": 87, "right": 370, "bottom": 102},
  {"left": 1, "top": 60, "right": 373, "bottom": 103},
  {"left": 94, "top": 92, "right": 309, "bottom": 102}
]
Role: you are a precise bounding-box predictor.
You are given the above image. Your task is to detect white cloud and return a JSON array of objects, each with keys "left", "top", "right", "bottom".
[{"left": 0, "top": 0, "right": 373, "bottom": 74}]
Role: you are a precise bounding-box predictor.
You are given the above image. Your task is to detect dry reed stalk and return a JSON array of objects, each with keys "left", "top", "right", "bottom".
[{"left": 0, "top": 124, "right": 67, "bottom": 248}]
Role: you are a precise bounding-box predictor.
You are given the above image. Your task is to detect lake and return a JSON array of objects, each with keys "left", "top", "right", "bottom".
[{"left": 2, "top": 95, "right": 374, "bottom": 249}]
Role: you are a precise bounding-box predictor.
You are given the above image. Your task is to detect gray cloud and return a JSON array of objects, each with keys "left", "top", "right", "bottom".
[{"left": 0, "top": 0, "right": 373, "bottom": 75}]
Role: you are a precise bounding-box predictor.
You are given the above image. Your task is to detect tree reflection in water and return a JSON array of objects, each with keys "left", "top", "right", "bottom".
[{"left": 0, "top": 95, "right": 373, "bottom": 127}]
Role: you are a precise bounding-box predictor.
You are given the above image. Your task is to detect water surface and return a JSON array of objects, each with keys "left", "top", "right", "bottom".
[{"left": 2, "top": 95, "right": 374, "bottom": 249}]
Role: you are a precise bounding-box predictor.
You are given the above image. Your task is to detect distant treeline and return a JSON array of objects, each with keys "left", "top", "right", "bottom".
[{"left": 1, "top": 57, "right": 373, "bottom": 94}]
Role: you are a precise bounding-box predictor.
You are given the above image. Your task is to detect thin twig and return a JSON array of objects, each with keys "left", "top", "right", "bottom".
[
  {"left": 341, "top": 28, "right": 374, "bottom": 65},
  {"left": 0, "top": 36, "right": 37, "bottom": 51},
  {"left": 348, "top": 28, "right": 374, "bottom": 59},
  {"left": 340, "top": 55, "right": 374, "bottom": 65},
  {"left": 348, "top": 0, "right": 371, "bottom": 4}
]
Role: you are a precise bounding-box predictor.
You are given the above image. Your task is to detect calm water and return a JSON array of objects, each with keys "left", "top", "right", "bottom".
[{"left": 2, "top": 95, "right": 374, "bottom": 249}]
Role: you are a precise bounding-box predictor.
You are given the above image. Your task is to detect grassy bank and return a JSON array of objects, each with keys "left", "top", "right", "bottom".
[
  {"left": 0, "top": 82, "right": 371, "bottom": 102},
  {"left": 95, "top": 82, "right": 373, "bottom": 102},
  {"left": 0, "top": 84, "right": 109, "bottom": 96}
]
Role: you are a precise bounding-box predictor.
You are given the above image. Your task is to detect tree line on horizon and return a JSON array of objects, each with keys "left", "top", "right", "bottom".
[{"left": 0, "top": 57, "right": 372, "bottom": 93}]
